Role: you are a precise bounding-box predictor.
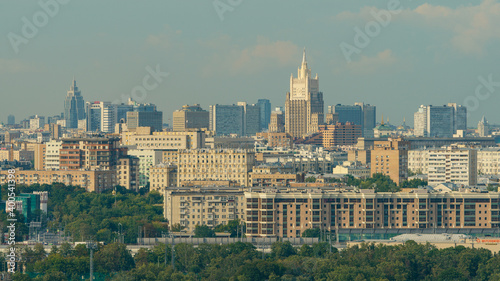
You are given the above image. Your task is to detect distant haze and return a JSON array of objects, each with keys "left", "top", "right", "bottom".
[{"left": 1, "top": 0, "right": 499, "bottom": 127}]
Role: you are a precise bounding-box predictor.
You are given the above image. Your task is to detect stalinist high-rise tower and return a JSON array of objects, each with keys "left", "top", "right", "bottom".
[{"left": 285, "top": 49, "right": 324, "bottom": 138}]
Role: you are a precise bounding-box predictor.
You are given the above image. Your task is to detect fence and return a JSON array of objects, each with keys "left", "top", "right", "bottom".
[{"left": 137, "top": 237, "right": 319, "bottom": 246}]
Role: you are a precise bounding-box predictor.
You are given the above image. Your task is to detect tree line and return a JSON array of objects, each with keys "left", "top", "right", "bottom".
[{"left": 7, "top": 240, "right": 500, "bottom": 280}]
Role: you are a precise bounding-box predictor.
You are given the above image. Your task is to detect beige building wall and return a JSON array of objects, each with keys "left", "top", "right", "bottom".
[
  {"left": 150, "top": 164, "right": 177, "bottom": 192},
  {"left": 371, "top": 138, "right": 409, "bottom": 185},
  {"left": 0, "top": 170, "right": 115, "bottom": 192},
  {"left": 177, "top": 149, "right": 255, "bottom": 187},
  {"left": 117, "top": 157, "right": 140, "bottom": 191},
  {"left": 245, "top": 189, "right": 500, "bottom": 238},
  {"left": 122, "top": 130, "right": 205, "bottom": 150},
  {"left": 164, "top": 188, "right": 245, "bottom": 233}
]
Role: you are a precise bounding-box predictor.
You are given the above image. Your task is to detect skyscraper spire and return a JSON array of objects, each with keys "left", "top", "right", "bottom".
[{"left": 302, "top": 47, "right": 307, "bottom": 64}]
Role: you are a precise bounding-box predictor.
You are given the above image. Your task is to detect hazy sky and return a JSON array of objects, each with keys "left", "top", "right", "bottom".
[{"left": 1, "top": 0, "right": 499, "bottom": 127}]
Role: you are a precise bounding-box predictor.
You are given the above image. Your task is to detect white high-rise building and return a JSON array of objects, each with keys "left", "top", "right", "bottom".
[
  {"left": 285, "top": 49, "right": 324, "bottom": 138},
  {"left": 413, "top": 106, "right": 427, "bottom": 137},
  {"left": 86, "top": 102, "right": 118, "bottom": 133},
  {"left": 30, "top": 115, "right": 45, "bottom": 130},
  {"left": 427, "top": 147, "right": 477, "bottom": 186},
  {"left": 45, "top": 140, "right": 62, "bottom": 170}
]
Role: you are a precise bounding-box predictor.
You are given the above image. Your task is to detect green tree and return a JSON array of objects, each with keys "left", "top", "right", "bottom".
[
  {"left": 194, "top": 225, "right": 215, "bottom": 238},
  {"left": 305, "top": 176, "right": 316, "bottom": 183},
  {"left": 214, "top": 219, "right": 244, "bottom": 237},
  {"left": 271, "top": 241, "right": 296, "bottom": 259},
  {"left": 400, "top": 178, "right": 428, "bottom": 189},
  {"left": 94, "top": 243, "right": 135, "bottom": 273},
  {"left": 301, "top": 228, "right": 320, "bottom": 238}
]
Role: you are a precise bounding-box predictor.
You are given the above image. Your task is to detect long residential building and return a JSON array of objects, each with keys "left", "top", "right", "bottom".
[
  {"left": 0, "top": 170, "right": 115, "bottom": 193},
  {"left": 177, "top": 149, "right": 255, "bottom": 187},
  {"left": 245, "top": 188, "right": 500, "bottom": 238}
]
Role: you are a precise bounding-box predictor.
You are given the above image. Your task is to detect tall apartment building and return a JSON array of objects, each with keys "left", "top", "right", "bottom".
[
  {"left": 34, "top": 143, "right": 46, "bottom": 170},
  {"left": 285, "top": 49, "right": 324, "bottom": 138},
  {"left": 33, "top": 140, "right": 61, "bottom": 171},
  {"left": 64, "top": 79, "right": 86, "bottom": 129},
  {"left": 209, "top": 103, "right": 260, "bottom": 136},
  {"left": 116, "top": 156, "right": 140, "bottom": 191},
  {"left": 172, "top": 104, "right": 209, "bottom": 132},
  {"left": 59, "top": 138, "right": 124, "bottom": 171},
  {"left": 177, "top": 149, "right": 256, "bottom": 187},
  {"left": 413, "top": 104, "right": 467, "bottom": 137},
  {"left": 268, "top": 109, "right": 285, "bottom": 133},
  {"left": 245, "top": 188, "right": 500, "bottom": 238},
  {"left": 257, "top": 99, "right": 271, "bottom": 131},
  {"left": 330, "top": 103, "right": 376, "bottom": 137},
  {"left": 86, "top": 101, "right": 118, "bottom": 133},
  {"left": 319, "top": 122, "right": 361, "bottom": 148},
  {"left": 427, "top": 148, "right": 477, "bottom": 186},
  {"left": 127, "top": 149, "right": 163, "bottom": 188},
  {"left": 0, "top": 170, "right": 115, "bottom": 192},
  {"left": 164, "top": 187, "right": 245, "bottom": 233},
  {"left": 371, "top": 138, "right": 409, "bottom": 185}
]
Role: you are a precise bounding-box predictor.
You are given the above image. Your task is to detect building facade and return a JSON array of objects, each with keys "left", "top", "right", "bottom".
[
  {"left": 177, "top": 149, "right": 255, "bottom": 187},
  {"left": 0, "top": 170, "right": 115, "bottom": 192},
  {"left": 245, "top": 188, "right": 500, "bottom": 238},
  {"left": 150, "top": 163, "right": 178, "bottom": 192},
  {"left": 209, "top": 103, "right": 260, "bottom": 136},
  {"left": 427, "top": 148, "right": 477, "bottom": 186},
  {"left": 413, "top": 104, "right": 467, "bottom": 137},
  {"left": 164, "top": 187, "right": 246, "bottom": 233},
  {"left": 127, "top": 149, "right": 163, "bottom": 188},
  {"left": 370, "top": 138, "right": 409, "bottom": 185},
  {"left": 319, "top": 122, "right": 361, "bottom": 148},
  {"left": 127, "top": 111, "right": 163, "bottom": 132}
]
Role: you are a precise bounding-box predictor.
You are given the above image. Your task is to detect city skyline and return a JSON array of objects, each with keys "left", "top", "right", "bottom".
[{"left": 1, "top": 0, "right": 499, "bottom": 127}]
